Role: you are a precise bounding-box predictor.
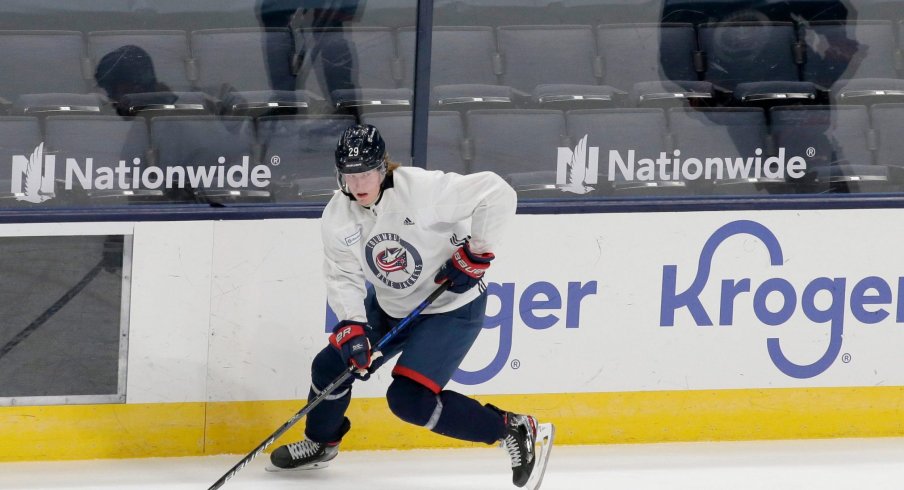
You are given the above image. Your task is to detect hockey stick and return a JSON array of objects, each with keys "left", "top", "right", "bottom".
[{"left": 208, "top": 281, "right": 450, "bottom": 490}]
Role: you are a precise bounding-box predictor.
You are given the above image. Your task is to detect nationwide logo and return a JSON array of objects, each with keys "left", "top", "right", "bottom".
[
  {"left": 10, "top": 143, "right": 273, "bottom": 201},
  {"left": 556, "top": 135, "right": 810, "bottom": 192},
  {"left": 12, "top": 143, "right": 54, "bottom": 203},
  {"left": 556, "top": 135, "right": 598, "bottom": 194}
]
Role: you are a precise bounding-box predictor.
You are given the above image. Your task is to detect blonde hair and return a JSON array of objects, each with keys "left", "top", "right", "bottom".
[{"left": 385, "top": 155, "right": 402, "bottom": 175}]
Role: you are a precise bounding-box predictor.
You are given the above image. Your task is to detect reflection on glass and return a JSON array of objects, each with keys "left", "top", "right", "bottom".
[
  {"left": 415, "top": 0, "right": 904, "bottom": 199},
  {"left": 0, "top": 1, "right": 902, "bottom": 209}
]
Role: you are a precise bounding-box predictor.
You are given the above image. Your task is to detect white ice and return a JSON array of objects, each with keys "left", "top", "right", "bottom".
[{"left": 3, "top": 438, "right": 904, "bottom": 490}]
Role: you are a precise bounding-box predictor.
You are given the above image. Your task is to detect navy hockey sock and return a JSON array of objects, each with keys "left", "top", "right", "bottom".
[
  {"left": 386, "top": 376, "right": 505, "bottom": 444},
  {"left": 304, "top": 345, "right": 354, "bottom": 443}
]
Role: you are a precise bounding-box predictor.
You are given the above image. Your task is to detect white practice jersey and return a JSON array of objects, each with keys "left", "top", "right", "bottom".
[{"left": 321, "top": 167, "right": 517, "bottom": 321}]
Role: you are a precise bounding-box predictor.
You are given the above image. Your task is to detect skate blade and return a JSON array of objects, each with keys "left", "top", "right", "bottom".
[
  {"left": 264, "top": 461, "right": 331, "bottom": 472},
  {"left": 524, "top": 423, "right": 555, "bottom": 490}
]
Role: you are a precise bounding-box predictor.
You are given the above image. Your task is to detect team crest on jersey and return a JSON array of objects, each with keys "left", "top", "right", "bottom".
[{"left": 365, "top": 232, "right": 423, "bottom": 289}]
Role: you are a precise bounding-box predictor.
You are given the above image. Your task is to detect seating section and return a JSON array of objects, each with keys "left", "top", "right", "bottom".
[{"left": 1, "top": 14, "right": 903, "bottom": 203}]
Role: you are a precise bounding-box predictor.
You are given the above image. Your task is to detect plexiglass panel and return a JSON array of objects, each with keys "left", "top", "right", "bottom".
[
  {"left": 0, "top": 0, "right": 416, "bottom": 207},
  {"left": 423, "top": 0, "right": 903, "bottom": 200}
]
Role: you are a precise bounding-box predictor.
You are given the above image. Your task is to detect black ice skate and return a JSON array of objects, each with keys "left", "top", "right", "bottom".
[
  {"left": 490, "top": 405, "right": 556, "bottom": 490},
  {"left": 266, "top": 438, "right": 339, "bottom": 471}
]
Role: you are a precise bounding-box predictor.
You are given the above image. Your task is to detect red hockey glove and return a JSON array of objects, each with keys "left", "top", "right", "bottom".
[
  {"left": 329, "top": 320, "right": 372, "bottom": 374},
  {"left": 434, "top": 243, "right": 494, "bottom": 294}
]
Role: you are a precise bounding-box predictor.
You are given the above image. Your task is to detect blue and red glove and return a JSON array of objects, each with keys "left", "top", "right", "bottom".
[
  {"left": 434, "top": 243, "right": 495, "bottom": 294},
  {"left": 329, "top": 320, "right": 372, "bottom": 375}
]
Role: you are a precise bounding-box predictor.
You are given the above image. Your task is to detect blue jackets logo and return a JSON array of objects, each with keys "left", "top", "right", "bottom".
[
  {"left": 660, "top": 219, "right": 899, "bottom": 379},
  {"left": 365, "top": 233, "right": 423, "bottom": 289}
]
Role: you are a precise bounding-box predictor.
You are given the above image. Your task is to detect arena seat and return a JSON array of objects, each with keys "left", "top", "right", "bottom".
[
  {"left": 44, "top": 116, "right": 161, "bottom": 204},
  {"left": 801, "top": 21, "right": 904, "bottom": 105},
  {"left": 256, "top": 114, "right": 355, "bottom": 200},
  {"left": 397, "top": 26, "right": 514, "bottom": 109},
  {"left": 668, "top": 107, "right": 780, "bottom": 195},
  {"left": 88, "top": 30, "right": 212, "bottom": 116},
  {"left": 150, "top": 115, "right": 267, "bottom": 202},
  {"left": 362, "top": 111, "right": 467, "bottom": 173},
  {"left": 597, "top": 23, "right": 713, "bottom": 107},
  {"left": 770, "top": 105, "right": 887, "bottom": 192},
  {"left": 191, "top": 28, "right": 321, "bottom": 116},
  {"left": 566, "top": 108, "right": 686, "bottom": 196},
  {"left": 294, "top": 27, "right": 411, "bottom": 112},
  {"left": 0, "top": 31, "right": 106, "bottom": 115},
  {"left": 467, "top": 109, "right": 566, "bottom": 194},
  {"left": 868, "top": 103, "right": 904, "bottom": 186},
  {"left": 698, "top": 22, "right": 817, "bottom": 106},
  {"left": 497, "top": 25, "right": 624, "bottom": 109}
]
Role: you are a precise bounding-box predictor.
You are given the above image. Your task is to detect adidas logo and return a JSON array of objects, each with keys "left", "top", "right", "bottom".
[{"left": 403, "top": 217, "right": 415, "bottom": 226}]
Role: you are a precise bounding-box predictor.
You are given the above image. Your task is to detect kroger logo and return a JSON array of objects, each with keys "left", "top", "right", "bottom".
[
  {"left": 327, "top": 280, "right": 598, "bottom": 384},
  {"left": 11, "top": 143, "right": 272, "bottom": 202},
  {"left": 660, "top": 220, "right": 903, "bottom": 379}
]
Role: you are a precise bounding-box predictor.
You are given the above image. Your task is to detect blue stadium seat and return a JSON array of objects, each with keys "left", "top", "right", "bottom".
[
  {"left": 150, "top": 115, "right": 268, "bottom": 202},
  {"left": 770, "top": 105, "right": 887, "bottom": 192},
  {"left": 44, "top": 116, "right": 161, "bottom": 204},
  {"left": 294, "top": 27, "right": 411, "bottom": 112},
  {"left": 668, "top": 107, "right": 782, "bottom": 195},
  {"left": 191, "top": 28, "right": 322, "bottom": 116},
  {"left": 801, "top": 21, "right": 904, "bottom": 105},
  {"left": 361, "top": 111, "right": 467, "bottom": 173},
  {"left": 566, "top": 108, "right": 688, "bottom": 196},
  {"left": 497, "top": 25, "right": 624, "bottom": 109},
  {"left": 89, "top": 30, "right": 194, "bottom": 92},
  {"left": 597, "top": 23, "right": 713, "bottom": 107},
  {"left": 397, "top": 26, "right": 514, "bottom": 109},
  {"left": 467, "top": 109, "right": 566, "bottom": 194},
  {"left": 88, "top": 30, "right": 212, "bottom": 116},
  {"left": 256, "top": 115, "right": 355, "bottom": 200},
  {"left": 0, "top": 31, "right": 107, "bottom": 115},
  {"left": 868, "top": 103, "right": 904, "bottom": 186},
  {"left": 698, "top": 22, "right": 817, "bottom": 106}
]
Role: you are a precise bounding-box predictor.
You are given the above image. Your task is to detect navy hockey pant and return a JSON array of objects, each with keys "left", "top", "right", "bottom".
[{"left": 304, "top": 289, "right": 505, "bottom": 445}]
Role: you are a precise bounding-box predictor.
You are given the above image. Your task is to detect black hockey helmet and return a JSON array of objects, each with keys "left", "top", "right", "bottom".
[{"left": 335, "top": 124, "right": 386, "bottom": 174}]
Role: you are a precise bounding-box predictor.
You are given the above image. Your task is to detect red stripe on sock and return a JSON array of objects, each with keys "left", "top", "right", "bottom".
[{"left": 392, "top": 366, "right": 441, "bottom": 394}]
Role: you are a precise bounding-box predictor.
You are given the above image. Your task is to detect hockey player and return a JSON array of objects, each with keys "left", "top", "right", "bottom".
[{"left": 268, "top": 124, "right": 553, "bottom": 488}]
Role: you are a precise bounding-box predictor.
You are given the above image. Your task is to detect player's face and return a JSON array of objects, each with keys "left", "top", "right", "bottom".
[{"left": 344, "top": 169, "right": 383, "bottom": 206}]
